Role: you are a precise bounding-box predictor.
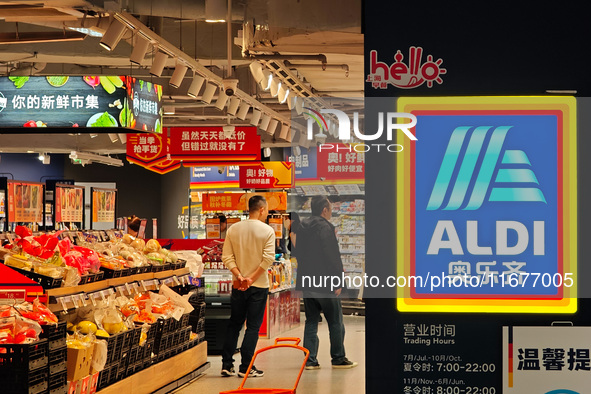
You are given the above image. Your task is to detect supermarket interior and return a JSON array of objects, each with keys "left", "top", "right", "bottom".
[
  {"left": 0, "top": 1, "right": 366, "bottom": 393},
  {"left": 4, "top": 1, "right": 591, "bottom": 394}
]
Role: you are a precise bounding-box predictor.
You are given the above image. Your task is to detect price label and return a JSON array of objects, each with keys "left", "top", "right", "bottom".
[
  {"left": 140, "top": 280, "right": 147, "bottom": 292},
  {"left": 125, "top": 283, "right": 132, "bottom": 295},
  {"left": 72, "top": 295, "right": 80, "bottom": 308},
  {"left": 0, "top": 290, "right": 26, "bottom": 304}
]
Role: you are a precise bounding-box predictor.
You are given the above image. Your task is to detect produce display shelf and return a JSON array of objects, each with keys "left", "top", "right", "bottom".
[
  {"left": 45, "top": 268, "right": 191, "bottom": 297},
  {"left": 96, "top": 341, "right": 208, "bottom": 394}
]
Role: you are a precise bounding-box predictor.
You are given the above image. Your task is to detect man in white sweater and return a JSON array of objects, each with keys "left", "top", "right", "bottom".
[{"left": 221, "top": 195, "right": 275, "bottom": 378}]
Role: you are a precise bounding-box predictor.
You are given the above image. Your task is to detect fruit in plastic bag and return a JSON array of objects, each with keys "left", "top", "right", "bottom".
[
  {"left": 130, "top": 238, "right": 145, "bottom": 251},
  {"left": 78, "top": 321, "right": 98, "bottom": 335},
  {"left": 144, "top": 239, "right": 161, "bottom": 253}
]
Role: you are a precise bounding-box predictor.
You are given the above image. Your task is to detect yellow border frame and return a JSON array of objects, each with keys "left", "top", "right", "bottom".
[{"left": 396, "top": 96, "right": 577, "bottom": 313}]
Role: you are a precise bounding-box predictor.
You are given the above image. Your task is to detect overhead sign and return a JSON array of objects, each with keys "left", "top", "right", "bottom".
[
  {"left": 317, "top": 144, "right": 365, "bottom": 180},
  {"left": 126, "top": 133, "right": 168, "bottom": 166},
  {"left": 202, "top": 191, "right": 287, "bottom": 212},
  {"left": 169, "top": 126, "right": 261, "bottom": 161},
  {"left": 396, "top": 96, "right": 577, "bottom": 313},
  {"left": 190, "top": 166, "right": 240, "bottom": 189},
  {"left": 0, "top": 76, "right": 162, "bottom": 131},
  {"left": 285, "top": 147, "right": 317, "bottom": 179},
  {"left": 239, "top": 161, "right": 294, "bottom": 189},
  {"left": 503, "top": 326, "right": 591, "bottom": 393}
]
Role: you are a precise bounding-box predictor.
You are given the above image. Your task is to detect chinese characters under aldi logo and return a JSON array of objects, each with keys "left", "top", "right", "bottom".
[
  {"left": 367, "top": 47, "right": 446, "bottom": 89},
  {"left": 396, "top": 97, "right": 577, "bottom": 314}
]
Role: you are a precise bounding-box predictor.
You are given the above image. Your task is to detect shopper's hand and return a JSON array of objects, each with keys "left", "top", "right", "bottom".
[
  {"left": 240, "top": 277, "right": 254, "bottom": 291},
  {"left": 335, "top": 288, "right": 342, "bottom": 297}
]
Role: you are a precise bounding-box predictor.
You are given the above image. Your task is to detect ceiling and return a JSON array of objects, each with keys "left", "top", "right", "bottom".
[{"left": 0, "top": 0, "right": 363, "bottom": 156}]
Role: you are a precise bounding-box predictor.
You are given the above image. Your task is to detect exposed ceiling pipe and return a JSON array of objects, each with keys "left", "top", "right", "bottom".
[
  {"left": 7, "top": 62, "right": 48, "bottom": 76},
  {"left": 284, "top": 60, "right": 349, "bottom": 76},
  {"left": 245, "top": 52, "right": 328, "bottom": 67}
]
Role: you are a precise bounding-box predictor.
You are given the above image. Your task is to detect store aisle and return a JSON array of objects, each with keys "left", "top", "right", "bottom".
[{"left": 173, "top": 314, "right": 365, "bottom": 394}]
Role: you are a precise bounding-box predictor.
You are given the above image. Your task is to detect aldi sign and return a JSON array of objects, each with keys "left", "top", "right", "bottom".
[{"left": 396, "top": 97, "right": 577, "bottom": 313}]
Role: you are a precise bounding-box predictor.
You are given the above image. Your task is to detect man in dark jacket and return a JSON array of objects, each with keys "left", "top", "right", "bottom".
[{"left": 296, "top": 195, "right": 357, "bottom": 370}]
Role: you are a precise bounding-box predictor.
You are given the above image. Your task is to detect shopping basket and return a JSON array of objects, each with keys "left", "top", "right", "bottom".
[{"left": 220, "top": 337, "right": 310, "bottom": 394}]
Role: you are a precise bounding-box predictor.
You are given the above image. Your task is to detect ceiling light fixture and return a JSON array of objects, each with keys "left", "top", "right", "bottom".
[
  {"left": 270, "top": 79, "right": 280, "bottom": 97},
  {"left": 263, "top": 147, "right": 271, "bottom": 158},
  {"left": 259, "top": 114, "right": 271, "bottom": 131},
  {"left": 169, "top": 62, "right": 188, "bottom": 88},
  {"left": 130, "top": 34, "right": 151, "bottom": 65},
  {"left": 38, "top": 153, "right": 50, "bottom": 165},
  {"left": 249, "top": 62, "right": 264, "bottom": 83},
  {"left": 293, "top": 146, "right": 301, "bottom": 156},
  {"left": 278, "top": 86, "right": 290, "bottom": 104},
  {"left": 163, "top": 106, "right": 175, "bottom": 115},
  {"left": 187, "top": 74, "right": 206, "bottom": 98},
  {"left": 214, "top": 89, "right": 229, "bottom": 110},
  {"left": 108, "top": 133, "right": 119, "bottom": 143},
  {"left": 227, "top": 97, "right": 240, "bottom": 115},
  {"left": 279, "top": 124, "right": 290, "bottom": 140},
  {"left": 150, "top": 51, "right": 169, "bottom": 77},
  {"left": 118, "top": 134, "right": 127, "bottom": 144},
  {"left": 287, "top": 96, "right": 295, "bottom": 110},
  {"left": 205, "top": 0, "right": 227, "bottom": 22},
  {"left": 200, "top": 83, "right": 217, "bottom": 104},
  {"left": 237, "top": 102, "right": 250, "bottom": 120},
  {"left": 99, "top": 19, "right": 127, "bottom": 51},
  {"left": 69, "top": 151, "right": 124, "bottom": 167},
  {"left": 266, "top": 119, "right": 279, "bottom": 136},
  {"left": 250, "top": 109, "right": 262, "bottom": 126},
  {"left": 260, "top": 70, "right": 273, "bottom": 91}
]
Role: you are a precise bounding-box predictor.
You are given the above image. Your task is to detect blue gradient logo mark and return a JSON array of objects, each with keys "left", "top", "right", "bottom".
[
  {"left": 427, "top": 126, "right": 546, "bottom": 211},
  {"left": 545, "top": 390, "right": 580, "bottom": 394}
]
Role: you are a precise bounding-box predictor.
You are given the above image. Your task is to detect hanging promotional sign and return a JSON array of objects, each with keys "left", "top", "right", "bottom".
[
  {"left": 206, "top": 217, "right": 221, "bottom": 239},
  {"left": 126, "top": 133, "right": 167, "bottom": 166},
  {"left": 239, "top": 161, "right": 294, "bottom": 189},
  {"left": 190, "top": 166, "right": 240, "bottom": 189},
  {"left": 169, "top": 126, "right": 261, "bottom": 161},
  {"left": 316, "top": 144, "right": 365, "bottom": 181},
  {"left": 7, "top": 181, "right": 43, "bottom": 223},
  {"left": 396, "top": 97, "right": 577, "bottom": 313},
  {"left": 503, "top": 326, "right": 591, "bottom": 393},
  {"left": 202, "top": 192, "right": 288, "bottom": 212},
  {"left": 0, "top": 76, "right": 162, "bottom": 131},
  {"left": 285, "top": 146, "right": 317, "bottom": 179},
  {"left": 55, "top": 184, "right": 84, "bottom": 223},
  {"left": 268, "top": 217, "right": 283, "bottom": 238}
]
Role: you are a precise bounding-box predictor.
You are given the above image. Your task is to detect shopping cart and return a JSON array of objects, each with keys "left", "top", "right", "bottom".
[{"left": 220, "top": 337, "right": 310, "bottom": 394}]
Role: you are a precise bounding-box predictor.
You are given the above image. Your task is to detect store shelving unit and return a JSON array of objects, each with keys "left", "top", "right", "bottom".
[{"left": 292, "top": 192, "right": 366, "bottom": 312}]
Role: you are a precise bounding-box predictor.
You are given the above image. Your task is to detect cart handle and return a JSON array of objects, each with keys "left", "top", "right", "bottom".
[
  {"left": 274, "top": 337, "right": 301, "bottom": 346},
  {"left": 238, "top": 344, "right": 310, "bottom": 391}
]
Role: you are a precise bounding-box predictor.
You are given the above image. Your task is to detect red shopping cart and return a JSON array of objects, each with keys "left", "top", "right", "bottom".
[{"left": 220, "top": 337, "right": 310, "bottom": 394}]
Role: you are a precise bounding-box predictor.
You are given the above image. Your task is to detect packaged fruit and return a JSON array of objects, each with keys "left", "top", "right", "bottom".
[{"left": 77, "top": 321, "right": 98, "bottom": 335}]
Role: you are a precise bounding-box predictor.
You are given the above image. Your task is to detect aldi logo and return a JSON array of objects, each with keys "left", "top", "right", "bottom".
[
  {"left": 396, "top": 97, "right": 577, "bottom": 314},
  {"left": 427, "top": 125, "right": 546, "bottom": 211}
]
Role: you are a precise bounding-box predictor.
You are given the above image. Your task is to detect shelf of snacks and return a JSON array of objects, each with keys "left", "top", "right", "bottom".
[{"left": 293, "top": 195, "right": 366, "bottom": 302}]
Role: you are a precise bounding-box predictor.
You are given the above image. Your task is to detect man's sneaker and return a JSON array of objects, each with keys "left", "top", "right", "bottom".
[
  {"left": 332, "top": 359, "right": 358, "bottom": 369},
  {"left": 221, "top": 366, "right": 236, "bottom": 376},
  {"left": 238, "top": 366, "right": 264, "bottom": 377},
  {"left": 305, "top": 363, "right": 321, "bottom": 370}
]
